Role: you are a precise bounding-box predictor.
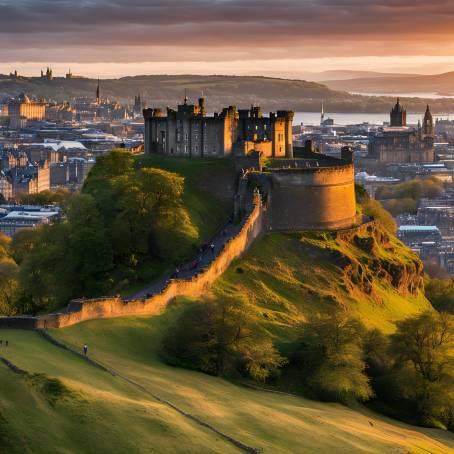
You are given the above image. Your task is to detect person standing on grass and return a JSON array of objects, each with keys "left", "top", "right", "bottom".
[{"left": 83, "top": 344, "right": 88, "bottom": 356}]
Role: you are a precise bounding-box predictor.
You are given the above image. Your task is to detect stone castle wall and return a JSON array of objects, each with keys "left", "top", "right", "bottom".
[
  {"left": 0, "top": 195, "right": 265, "bottom": 330},
  {"left": 268, "top": 164, "right": 357, "bottom": 231}
]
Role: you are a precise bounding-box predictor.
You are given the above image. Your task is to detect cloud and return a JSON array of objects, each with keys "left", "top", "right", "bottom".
[{"left": 1, "top": 0, "right": 454, "bottom": 63}]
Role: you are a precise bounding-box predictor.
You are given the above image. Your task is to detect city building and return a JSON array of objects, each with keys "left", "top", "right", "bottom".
[
  {"left": 0, "top": 204, "right": 60, "bottom": 236},
  {"left": 368, "top": 100, "right": 435, "bottom": 164},
  {"left": 7, "top": 93, "right": 46, "bottom": 128},
  {"left": 9, "top": 161, "right": 50, "bottom": 196}
]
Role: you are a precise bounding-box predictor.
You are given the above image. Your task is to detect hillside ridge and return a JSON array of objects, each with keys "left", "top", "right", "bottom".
[{"left": 1, "top": 73, "right": 454, "bottom": 112}]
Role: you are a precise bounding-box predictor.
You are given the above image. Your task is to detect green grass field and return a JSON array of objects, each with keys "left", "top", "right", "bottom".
[{"left": 1, "top": 308, "right": 453, "bottom": 453}]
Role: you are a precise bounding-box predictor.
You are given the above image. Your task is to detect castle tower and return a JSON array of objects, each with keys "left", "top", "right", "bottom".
[
  {"left": 390, "top": 98, "right": 407, "bottom": 127},
  {"left": 422, "top": 105, "right": 434, "bottom": 137}
]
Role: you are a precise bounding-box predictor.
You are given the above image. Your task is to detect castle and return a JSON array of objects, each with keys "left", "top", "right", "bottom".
[
  {"left": 144, "top": 99, "right": 357, "bottom": 232},
  {"left": 368, "top": 99, "right": 435, "bottom": 163},
  {"left": 143, "top": 98, "right": 294, "bottom": 158}
]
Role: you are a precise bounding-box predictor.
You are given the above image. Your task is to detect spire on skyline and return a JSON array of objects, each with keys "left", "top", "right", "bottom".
[{"left": 96, "top": 77, "right": 100, "bottom": 104}]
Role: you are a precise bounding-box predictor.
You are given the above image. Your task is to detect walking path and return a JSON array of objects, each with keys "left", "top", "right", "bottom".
[
  {"left": 128, "top": 212, "right": 247, "bottom": 300},
  {"left": 128, "top": 172, "right": 254, "bottom": 300}
]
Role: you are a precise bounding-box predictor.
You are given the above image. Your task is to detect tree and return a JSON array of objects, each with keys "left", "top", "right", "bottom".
[
  {"left": 162, "top": 297, "right": 286, "bottom": 382},
  {"left": 0, "top": 259, "right": 18, "bottom": 315},
  {"left": 64, "top": 194, "right": 113, "bottom": 297},
  {"left": 0, "top": 234, "right": 18, "bottom": 315},
  {"left": 15, "top": 188, "right": 71, "bottom": 206},
  {"left": 10, "top": 228, "right": 39, "bottom": 264},
  {"left": 388, "top": 311, "right": 454, "bottom": 428},
  {"left": 297, "top": 312, "right": 373, "bottom": 402},
  {"left": 425, "top": 278, "right": 454, "bottom": 313},
  {"left": 15, "top": 194, "right": 113, "bottom": 313}
]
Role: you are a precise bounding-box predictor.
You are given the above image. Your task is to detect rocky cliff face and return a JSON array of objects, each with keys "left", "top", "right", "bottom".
[
  {"left": 332, "top": 223, "right": 424, "bottom": 301},
  {"left": 213, "top": 220, "right": 430, "bottom": 334}
]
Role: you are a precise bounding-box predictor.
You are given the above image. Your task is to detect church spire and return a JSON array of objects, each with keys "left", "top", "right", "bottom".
[
  {"left": 390, "top": 98, "right": 406, "bottom": 127},
  {"left": 96, "top": 77, "right": 100, "bottom": 104},
  {"left": 423, "top": 104, "right": 434, "bottom": 137}
]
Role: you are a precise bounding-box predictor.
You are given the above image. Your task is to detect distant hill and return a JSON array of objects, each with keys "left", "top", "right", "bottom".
[
  {"left": 1, "top": 74, "right": 454, "bottom": 113},
  {"left": 323, "top": 71, "right": 454, "bottom": 96},
  {"left": 309, "top": 70, "right": 420, "bottom": 82}
]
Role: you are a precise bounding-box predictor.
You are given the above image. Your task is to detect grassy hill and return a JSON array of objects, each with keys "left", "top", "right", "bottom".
[
  {"left": 133, "top": 154, "right": 235, "bottom": 240},
  {"left": 1, "top": 223, "right": 452, "bottom": 452},
  {"left": 211, "top": 226, "right": 431, "bottom": 337},
  {"left": 1, "top": 314, "right": 453, "bottom": 453},
  {"left": 2, "top": 74, "right": 454, "bottom": 113}
]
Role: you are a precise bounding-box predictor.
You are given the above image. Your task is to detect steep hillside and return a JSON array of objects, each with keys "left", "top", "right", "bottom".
[
  {"left": 133, "top": 154, "right": 236, "bottom": 239},
  {"left": 212, "top": 223, "right": 430, "bottom": 336}
]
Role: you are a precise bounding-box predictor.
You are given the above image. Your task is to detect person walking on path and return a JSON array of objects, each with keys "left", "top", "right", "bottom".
[{"left": 83, "top": 344, "right": 88, "bottom": 356}]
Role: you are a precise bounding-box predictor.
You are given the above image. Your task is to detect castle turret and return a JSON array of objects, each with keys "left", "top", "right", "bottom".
[{"left": 390, "top": 98, "right": 406, "bottom": 127}]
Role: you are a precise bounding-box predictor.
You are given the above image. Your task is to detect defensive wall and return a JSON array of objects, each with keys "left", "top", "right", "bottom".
[{"left": 0, "top": 194, "right": 265, "bottom": 330}]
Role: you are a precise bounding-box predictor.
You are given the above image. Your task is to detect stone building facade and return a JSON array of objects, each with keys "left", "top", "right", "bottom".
[
  {"left": 143, "top": 99, "right": 294, "bottom": 158},
  {"left": 7, "top": 93, "right": 46, "bottom": 128},
  {"left": 368, "top": 100, "right": 435, "bottom": 164}
]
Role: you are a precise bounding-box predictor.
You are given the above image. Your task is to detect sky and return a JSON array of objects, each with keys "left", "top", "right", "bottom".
[{"left": 2, "top": 0, "right": 454, "bottom": 78}]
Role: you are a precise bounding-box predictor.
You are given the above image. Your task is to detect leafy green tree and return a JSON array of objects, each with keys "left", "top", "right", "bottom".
[
  {"left": 297, "top": 312, "right": 373, "bottom": 402},
  {"left": 10, "top": 228, "right": 39, "bottom": 264},
  {"left": 16, "top": 223, "right": 69, "bottom": 313},
  {"left": 425, "top": 278, "right": 454, "bottom": 313},
  {"left": 375, "top": 177, "right": 443, "bottom": 216},
  {"left": 15, "top": 194, "right": 113, "bottom": 313},
  {"left": 163, "top": 297, "right": 286, "bottom": 382},
  {"left": 64, "top": 194, "right": 113, "bottom": 297},
  {"left": 0, "top": 234, "right": 18, "bottom": 315},
  {"left": 15, "top": 188, "right": 71, "bottom": 206},
  {"left": 388, "top": 311, "right": 454, "bottom": 428}
]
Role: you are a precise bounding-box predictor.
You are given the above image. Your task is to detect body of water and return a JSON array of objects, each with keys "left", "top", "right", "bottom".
[
  {"left": 351, "top": 92, "right": 454, "bottom": 99},
  {"left": 294, "top": 112, "right": 454, "bottom": 126}
]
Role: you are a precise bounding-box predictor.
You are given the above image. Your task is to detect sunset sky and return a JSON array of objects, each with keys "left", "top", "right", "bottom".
[{"left": 2, "top": 0, "right": 454, "bottom": 78}]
